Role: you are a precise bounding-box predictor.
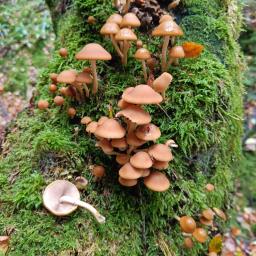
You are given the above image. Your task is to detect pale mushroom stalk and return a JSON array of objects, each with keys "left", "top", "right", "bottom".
[
  {"left": 110, "top": 34, "right": 123, "bottom": 58},
  {"left": 162, "top": 35, "right": 170, "bottom": 71},
  {"left": 60, "top": 195, "right": 105, "bottom": 224},
  {"left": 123, "top": 40, "right": 129, "bottom": 65},
  {"left": 90, "top": 60, "right": 98, "bottom": 94},
  {"left": 123, "top": 0, "right": 131, "bottom": 14},
  {"left": 83, "top": 83, "right": 90, "bottom": 97}
]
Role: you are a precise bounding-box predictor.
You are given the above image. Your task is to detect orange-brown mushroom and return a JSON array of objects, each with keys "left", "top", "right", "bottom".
[
  {"left": 38, "top": 100, "right": 49, "bottom": 110},
  {"left": 119, "top": 163, "right": 144, "bottom": 179},
  {"left": 59, "top": 48, "right": 68, "bottom": 58},
  {"left": 134, "top": 48, "right": 151, "bottom": 82},
  {"left": 184, "top": 237, "right": 193, "bottom": 249},
  {"left": 143, "top": 171, "right": 170, "bottom": 192},
  {"left": 92, "top": 165, "right": 105, "bottom": 178},
  {"left": 130, "top": 151, "right": 153, "bottom": 169},
  {"left": 135, "top": 123, "right": 161, "bottom": 142},
  {"left": 81, "top": 116, "right": 92, "bottom": 125},
  {"left": 54, "top": 96, "right": 65, "bottom": 106},
  {"left": 148, "top": 143, "right": 173, "bottom": 162},
  {"left": 118, "top": 177, "right": 137, "bottom": 187},
  {"left": 152, "top": 72, "right": 173, "bottom": 98},
  {"left": 67, "top": 107, "right": 76, "bottom": 118},
  {"left": 116, "top": 154, "right": 130, "bottom": 165},
  {"left": 167, "top": 45, "right": 185, "bottom": 66},
  {"left": 213, "top": 208, "right": 227, "bottom": 221},
  {"left": 121, "top": 12, "right": 141, "bottom": 29},
  {"left": 179, "top": 216, "right": 196, "bottom": 233},
  {"left": 49, "top": 84, "right": 57, "bottom": 93},
  {"left": 202, "top": 208, "right": 215, "bottom": 220},
  {"left": 192, "top": 228, "right": 208, "bottom": 243}
]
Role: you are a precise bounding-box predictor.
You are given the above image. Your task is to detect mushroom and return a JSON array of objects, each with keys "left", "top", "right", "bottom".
[
  {"left": 75, "top": 71, "right": 93, "bottom": 98},
  {"left": 75, "top": 176, "right": 88, "bottom": 190},
  {"left": 152, "top": 21, "right": 183, "bottom": 71},
  {"left": 49, "top": 84, "right": 58, "bottom": 93},
  {"left": 178, "top": 216, "right": 197, "bottom": 233},
  {"left": 202, "top": 208, "right": 215, "bottom": 220},
  {"left": 115, "top": 28, "right": 137, "bottom": 65},
  {"left": 92, "top": 165, "right": 105, "bottom": 178},
  {"left": 205, "top": 183, "right": 215, "bottom": 192},
  {"left": 50, "top": 73, "right": 58, "bottom": 83},
  {"left": 107, "top": 14, "right": 123, "bottom": 26},
  {"left": 192, "top": 228, "right": 208, "bottom": 243},
  {"left": 100, "top": 22, "right": 123, "bottom": 58},
  {"left": 143, "top": 171, "right": 170, "bottom": 192},
  {"left": 120, "top": 12, "right": 141, "bottom": 29},
  {"left": 67, "top": 107, "right": 76, "bottom": 118},
  {"left": 122, "top": 84, "right": 163, "bottom": 105},
  {"left": 159, "top": 14, "right": 174, "bottom": 23},
  {"left": 152, "top": 72, "right": 173, "bottom": 98},
  {"left": 134, "top": 48, "right": 151, "bottom": 82},
  {"left": 38, "top": 100, "right": 49, "bottom": 110},
  {"left": 213, "top": 208, "right": 227, "bottom": 221},
  {"left": 119, "top": 177, "right": 137, "bottom": 187},
  {"left": 117, "top": 99, "right": 134, "bottom": 109},
  {"left": 119, "top": 162, "right": 145, "bottom": 179},
  {"left": 148, "top": 143, "right": 173, "bottom": 162},
  {"left": 183, "top": 237, "right": 193, "bottom": 249},
  {"left": 152, "top": 160, "right": 169, "bottom": 170},
  {"left": 43, "top": 180, "right": 105, "bottom": 223},
  {"left": 141, "top": 169, "right": 150, "bottom": 177},
  {"left": 81, "top": 116, "right": 92, "bottom": 125},
  {"left": 130, "top": 151, "right": 153, "bottom": 169},
  {"left": 54, "top": 96, "right": 65, "bottom": 106},
  {"left": 59, "top": 48, "right": 68, "bottom": 58},
  {"left": 111, "top": 138, "right": 128, "bottom": 151},
  {"left": 135, "top": 123, "right": 161, "bottom": 142},
  {"left": 126, "top": 131, "right": 146, "bottom": 154},
  {"left": 116, "top": 154, "right": 130, "bottom": 165},
  {"left": 96, "top": 139, "right": 114, "bottom": 154},
  {"left": 87, "top": 16, "right": 96, "bottom": 24},
  {"left": 86, "top": 121, "right": 98, "bottom": 134},
  {"left": 136, "top": 40, "right": 143, "bottom": 48},
  {"left": 199, "top": 216, "right": 213, "bottom": 226},
  {"left": 98, "top": 116, "right": 109, "bottom": 125},
  {"left": 167, "top": 46, "right": 185, "bottom": 66},
  {"left": 75, "top": 43, "right": 112, "bottom": 94}
]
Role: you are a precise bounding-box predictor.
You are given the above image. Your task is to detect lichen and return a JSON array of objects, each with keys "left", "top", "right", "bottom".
[{"left": 0, "top": 0, "right": 243, "bottom": 255}]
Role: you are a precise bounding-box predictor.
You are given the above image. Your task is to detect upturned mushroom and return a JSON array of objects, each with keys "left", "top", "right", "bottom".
[
  {"left": 115, "top": 28, "right": 137, "bottom": 65},
  {"left": 152, "top": 72, "right": 173, "bottom": 98},
  {"left": 43, "top": 180, "right": 105, "bottom": 223},
  {"left": 75, "top": 43, "right": 112, "bottom": 94},
  {"left": 134, "top": 48, "right": 151, "bottom": 82},
  {"left": 75, "top": 176, "right": 88, "bottom": 190},
  {"left": 152, "top": 20, "right": 183, "bottom": 71},
  {"left": 143, "top": 171, "right": 170, "bottom": 192}
]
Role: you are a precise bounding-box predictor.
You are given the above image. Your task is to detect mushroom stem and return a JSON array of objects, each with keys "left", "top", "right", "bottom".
[
  {"left": 83, "top": 83, "right": 90, "bottom": 97},
  {"left": 110, "top": 34, "right": 123, "bottom": 58},
  {"left": 90, "top": 60, "right": 98, "bottom": 94},
  {"left": 123, "top": 40, "right": 129, "bottom": 65},
  {"left": 166, "top": 57, "right": 175, "bottom": 67},
  {"left": 174, "top": 215, "right": 180, "bottom": 221},
  {"left": 60, "top": 195, "right": 105, "bottom": 224},
  {"left": 162, "top": 35, "right": 170, "bottom": 72},
  {"left": 127, "top": 145, "right": 137, "bottom": 155},
  {"left": 127, "top": 122, "right": 137, "bottom": 133},
  {"left": 141, "top": 60, "right": 148, "bottom": 82},
  {"left": 123, "top": 0, "right": 131, "bottom": 14}
]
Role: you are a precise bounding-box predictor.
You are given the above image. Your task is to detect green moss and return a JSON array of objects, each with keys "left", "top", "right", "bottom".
[{"left": 0, "top": 0, "right": 243, "bottom": 255}]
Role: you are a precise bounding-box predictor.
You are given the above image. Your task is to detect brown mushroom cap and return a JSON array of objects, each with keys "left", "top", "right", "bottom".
[
  {"left": 54, "top": 96, "right": 65, "bottom": 106},
  {"left": 76, "top": 71, "right": 92, "bottom": 84},
  {"left": 111, "top": 138, "right": 127, "bottom": 150},
  {"left": 116, "top": 154, "right": 130, "bottom": 165},
  {"left": 152, "top": 72, "right": 173, "bottom": 94},
  {"left": 92, "top": 165, "right": 105, "bottom": 178},
  {"left": 122, "top": 84, "right": 163, "bottom": 104},
  {"left": 49, "top": 84, "right": 58, "bottom": 93},
  {"left": 107, "top": 13, "right": 123, "bottom": 25},
  {"left": 152, "top": 21, "right": 184, "bottom": 37},
  {"left": 115, "top": 28, "right": 137, "bottom": 41},
  {"left": 118, "top": 177, "right": 137, "bottom": 187},
  {"left": 199, "top": 216, "right": 213, "bottom": 226},
  {"left": 141, "top": 169, "right": 150, "bottom": 177},
  {"left": 38, "top": 100, "right": 49, "bottom": 110},
  {"left": 117, "top": 99, "right": 134, "bottom": 109},
  {"left": 184, "top": 237, "right": 194, "bottom": 249},
  {"left": 205, "top": 183, "right": 215, "bottom": 192},
  {"left": 213, "top": 208, "right": 227, "bottom": 221},
  {"left": 43, "top": 180, "right": 80, "bottom": 216},
  {"left": 148, "top": 143, "right": 173, "bottom": 162},
  {"left": 169, "top": 46, "right": 185, "bottom": 58},
  {"left": 100, "top": 22, "right": 120, "bottom": 35},
  {"left": 59, "top": 48, "right": 68, "bottom": 57},
  {"left": 75, "top": 176, "right": 88, "bottom": 190},
  {"left": 94, "top": 119, "right": 125, "bottom": 139},
  {"left": 159, "top": 14, "right": 174, "bottom": 23},
  {"left": 75, "top": 43, "right": 112, "bottom": 61},
  {"left": 130, "top": 151, "right": 153, "bottom": 169},
  {"left": 136, "top": 40, "right": 143, "bottom": 48},
  {"left": 116, "top": 105, "right": 151, "bottom": 125},
  {"left": 96, "top": 139, "right": 113, "bottom": 154},
  {"left": 50, "top": 73, "right": 58, "bottom": 83},
  {"left": 202, "top": 208, "right": 215, "bottom": 220},
  {"left": 152, "top": 160, "right": 169, "bottom": 170},
  {"left": 179, "top": 216, "right": 197, "bottom": 233},
  {"left": 57, "top": 70, "right": 77, "bottom": 84},
  {"left": 121, "top": 12, "right": 141, "bottom": 28},
  {"left": 98, "top": 116, "right": 109, "bottom": 125},
  {"left": 86, "top": 121, "right": 98, "bottom": 133},
  {"left": 135, "top": 123, "right": 161, "bottom": 141},
  {"left": 119, "top": 163, "right": 145, "bottom": 179},
  {"left": 134, "top": 48, "right": 151, "bottom": 60},
  {"left": 67, "top": 107, "right": 76, "bottom": 118},
  {"left": 144, "top": 171, "right": 170, "bottom": 192},
  {"left": 81, "top": 116, "right": 92, "bottom": 125},
  {"left": 126, "top": 131, "right": 146, "bottom": 146},
  {"left": 192, "top": 228, "right": 208, "bottom": 243}
]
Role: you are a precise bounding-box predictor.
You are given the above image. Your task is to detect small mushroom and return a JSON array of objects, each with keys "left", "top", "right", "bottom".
[
  {"left": 49, "top": 84, "right": 58, "bottom": 93},
  {"left": 86, "top": 121, "right": 98, "bottom": 134},
  {"left": 117, "top": 99, "right": 134, "bottom": 109},
  {"left": 143, "top": 171, "right": 170, "bottom": 192},
  {"left": 135, "top": 123, "right": 161, "bottom": 142},
  {"left": 167, "top": 46, "right": 185, "bottom": 66},
  {"left": 120, "top": 12, "right": 141, "bottom": 29},
  {"left": 126, "top": 131, "right": 146, "bottom": 154},
  {"left": 38, "top": 100, "right": 49, "bottom": 110},
  {"left": 43, "top": 180, "right": 105, "bottom": 223},
  {"left": 119, "top": 163, "right": 145, "bottom": 179},
  {"left": 179, "top": 216, "right": 197, "bottom": 233},
  {"left": 130, "top": 151, "right": 153, "bottom": 169},
  {"left": 118, "top": 177, "right": 137, "bottom": 187},
  {"left": 96, "top": 139, "right": 114, "bottom": 154},
  {"left": 205, "top": 183, "right": 215, "bottom": 192},
  {"left": 54, "top": 96, "right": 65, "bottom": 106},
  {"left": 75, "top": 176, "right": 88, "bottom": 190},
  {"left": 116, "top": 154, "right": 130, "bottom": 165},
  {"left": 92, "top": 165, "right": 105, "bottom": 178},
  {"left": 199, "top": 216, "right": 213, "bottom": 226},
  {"left": 67, "top": 107, "right": 76, "bottom": 118},
  {"left": 50, "top": 73, "right": 58, "bottom": 83},
  {"left": 81, "top": 116, "right": 92, "bottom": 125},
  {"left": 152, "top": 72, "right": 173, "bottom": 98},
  {"left": 148, "top": 143, "right": 173, "bottom": 162},
  {"left": 59, "top": 48, "right": 68, "bottom": 58},
  {"left": 111, "top": 138, "right": 128, "bottom": 151},
  {"left": 152, "top": 21, "right": 183, "bottom": 71},
  {"left": 213, "top": 208, "right": 227, "bottom": 221},
  {"left": 134, "top": 48, "right": 151, "bottom": 82},
  {"left": 107, "top": 14, "right": 123, "bottom": 25},
  {"left": 184, "top": 237, "right": 193, "bottom": 249},
  {"left": 152, "top": 160, "right": 169, "bottom": 170},
  {"left": 75, "top": 71, "right": 93, "bottom": 98},
  {"left": 136, "top": 40, "right": 143, "bottom": 48},
  {"left": 192, "top": 228, "right": 208, "bottom": 243},
  {"left": 76, "top": 43, "right": 112, "bottom": 94},
  {"left": 202, "top": 208, "right": 215, "bottom": 220},
  {"left": 87, "top": 16, "right": 96, "bottom": 24}
]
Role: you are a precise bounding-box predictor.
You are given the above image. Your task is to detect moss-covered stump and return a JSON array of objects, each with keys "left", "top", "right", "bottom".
[{"left": 0, "top": 0, "right": 244, "bottom": 255}]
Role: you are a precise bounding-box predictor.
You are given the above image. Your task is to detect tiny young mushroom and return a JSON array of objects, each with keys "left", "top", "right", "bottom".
[
  {"left": 67, "top": 107, "right": 76, "bottom": 118},
  {"left": 92, "top": 165, "right": 105, "bottom": 178},
  {"left": 119, "top": 177, "right": 137, "bottom": 187},
  {"left": 167, "top": 45, "right": 185, "bottom": 67},
  {"left": 134, "top": 48, "right": 151, "bottom": 82},
  {"left": 75, "top": 71, "right": 93, "bottom": 98},
  {"left": 75, "top": 176, "right": 88, "bottom": 190},
  {"left": 54, "top": 96, "right": 65, "bottom": 106},
  {"left": 59, "top": 48, "right": 68, "bottom": 58},
  {"left": 152, "top": 20, "right": 184, "bottom": 71},
  {"left": 43, "top": 180, "right": 105, "bottom": 223},
  {"left": 38, "top": 100, "right": 49, "bottom": 110},
  {"left": 100, "top": 22, "right": 123, "bottom": 59},
  {"left": 184, "top": 237, "right": 194, "bottom": 249},
  {"left": 81, "top": 116, "right": 92, "bottom": 125},
  {"left": 143, "top": 171, "right": 170, "bottom": 192},
  {"left": 75, "top": 43, "right": 112, "bottom": 94},
  {"left": 152, "top": 72, "right": 173, "bottom": 98},
  {"left": 178, "top": 216, "right": 197, "bottom": 233},
  {"left": 87, "top": 16, "right": 96, "bottom": 24},
  {"left": 49, "top": 73, "right": 58, "bottom": 83},
  {"left": 205, "top": 183, "right": 215, "bottom": 192},
  {"left": 115, "top": 28, "right": 137, "bottom": 65},
  {"left": 49, "top": 84, "right": 58, "bottom": 93},
  {"left": 192, "top": 228, "right": 208, "bottom": 243}
]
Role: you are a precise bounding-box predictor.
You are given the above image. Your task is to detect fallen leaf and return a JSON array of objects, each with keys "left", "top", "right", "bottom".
[
  {"left": 182, "top": 42, "right": 204, "bottom": 58},
  {"left": 209, "top": 234, "right": 222, "bottom": 253},
  {"left": 0, "top": 236, "right": 9, "bottom": 254}
]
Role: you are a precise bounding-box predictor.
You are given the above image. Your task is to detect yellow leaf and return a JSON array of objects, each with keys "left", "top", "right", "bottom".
[{"left": 209, "top": 234, "right": 223, "bottom": 253}]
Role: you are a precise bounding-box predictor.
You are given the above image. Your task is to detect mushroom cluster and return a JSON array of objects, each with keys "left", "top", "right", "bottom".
[{"left": 81, "top": 84, "right": 177, "bottom": 192}]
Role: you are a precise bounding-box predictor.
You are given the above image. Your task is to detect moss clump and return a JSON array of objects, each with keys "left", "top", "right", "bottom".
[{"left": 0, "top": 0, "right": 243, "bottom": 255}]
